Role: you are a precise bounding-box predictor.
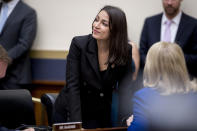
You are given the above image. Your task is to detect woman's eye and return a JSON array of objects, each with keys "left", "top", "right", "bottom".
[
  {"left": 94, "top": 18, "right": 99, "bottom": 22},
  {"left": 103, "top": 22, "right": 108, "bottom": 27}
]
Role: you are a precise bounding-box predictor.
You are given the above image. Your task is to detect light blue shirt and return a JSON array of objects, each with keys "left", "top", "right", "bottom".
[{"left": 0, "top": 0, "right": 19, "bottom": 19}]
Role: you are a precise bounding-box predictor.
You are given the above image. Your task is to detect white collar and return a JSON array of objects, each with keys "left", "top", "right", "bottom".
[{"left": 162, "top": 11, "right": 182, "bottom": 25}]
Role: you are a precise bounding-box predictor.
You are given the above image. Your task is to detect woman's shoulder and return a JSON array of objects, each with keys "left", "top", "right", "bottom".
[
  {"left": 73, "top": 34, "right": 93, "bottom": 41},
  {"left": 71, "top": 34, "right": 95, "bottom": 48},
  {"left": 72, "top": 34, "right": 95, "bottom": 44},
  {"left": 134, "top": 87, "right": 159, "bottom": 100},
  {"left": 135, "top": 87, "right": 153, "bottom": 94}
]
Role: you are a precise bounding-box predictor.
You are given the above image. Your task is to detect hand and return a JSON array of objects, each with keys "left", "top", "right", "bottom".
[
  {"left": 126, "top": 115, "right": 134, "bottom": 126},
  {"left": 0, "top": 60, "right": 8, "bottom": 79},
  {"left": 22, "top": 128, "right": 35, "bottom": 131}
]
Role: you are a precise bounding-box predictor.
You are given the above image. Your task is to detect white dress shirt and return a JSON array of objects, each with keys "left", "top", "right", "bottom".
[{"left": 161, "top": 11, "right": 182, "bottom": 43}]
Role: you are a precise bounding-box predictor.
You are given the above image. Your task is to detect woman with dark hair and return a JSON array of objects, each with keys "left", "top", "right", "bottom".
[{"left": 53, "top": 5, "right": 139, "bottom": 129}]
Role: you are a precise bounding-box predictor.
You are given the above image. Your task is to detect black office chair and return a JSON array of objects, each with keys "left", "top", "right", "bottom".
[
  {"left": 41, "top": 93, "right": 58, "bottom": 126},
  {"left": 0, "top": 89, "right": 35, "bottom": 129}
]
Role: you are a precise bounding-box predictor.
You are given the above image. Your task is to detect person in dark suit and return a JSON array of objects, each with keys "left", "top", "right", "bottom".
[
  {"left": 0, "top": 0, "right": 37, "bottom": 89},
  {"left": 53, "top": 5, "right": 139, "bottom": 129},
  {"left": 140, "top": 0, "right": 197, "bottom": 78},
  {"left": 128, "top": 42, "right": 197, "bottom": 131}
]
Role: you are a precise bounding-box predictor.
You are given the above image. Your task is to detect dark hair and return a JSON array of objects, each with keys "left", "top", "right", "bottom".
[{"left": 100, "top": 5, "right": 130, "bottom": 66}]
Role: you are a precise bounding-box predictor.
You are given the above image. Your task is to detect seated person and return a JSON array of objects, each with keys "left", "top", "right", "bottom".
[
  {"left": 0, "top": 46, "right": 34, "bottom": 131},
  {"left": 128, "top": 41, "right": 197, "bottom": 131}
]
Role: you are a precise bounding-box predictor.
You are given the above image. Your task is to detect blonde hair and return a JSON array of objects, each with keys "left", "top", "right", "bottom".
[{"left": 143, "top": 41, "right": 196, "bottom": 95}]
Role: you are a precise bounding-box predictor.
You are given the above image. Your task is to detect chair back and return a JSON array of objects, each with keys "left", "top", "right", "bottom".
[
  {"left": 0, "top": 89, "right": 35, "bottom": 129},
  {"left": 41, "top": 93, "right": 58, "bottom": 126}
]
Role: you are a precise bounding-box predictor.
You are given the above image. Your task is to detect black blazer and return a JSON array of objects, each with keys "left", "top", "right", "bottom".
[
  {"left": 54, "top": 34, "right": 135, "bottom": 127},
  {"left": 0, "top": 0, "right": 37, "bottom": 87},
  {"left": 140, "top": 12, "right": 197, "bottom": 77}
]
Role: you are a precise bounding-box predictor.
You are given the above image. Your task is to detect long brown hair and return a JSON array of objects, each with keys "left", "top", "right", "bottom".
[{"left": 96, "top": 5, "right": 131, "bottom": 66}]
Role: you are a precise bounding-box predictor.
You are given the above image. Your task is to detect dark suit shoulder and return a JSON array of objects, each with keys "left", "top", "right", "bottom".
[
  {"left": 142, "top": 13, "right": 163, "bottom": 30},
  {"left": 18, "top": 1, "right": 36, "bottom": 13},
  {"left": 182, "top": 12, "right": 197, "bottom": 24},
  {"left": 73, "top": 34, "right": 92, "bottom": 42},
  {"left": 145, "top": 13, "right": 163, "bottom": 22}
]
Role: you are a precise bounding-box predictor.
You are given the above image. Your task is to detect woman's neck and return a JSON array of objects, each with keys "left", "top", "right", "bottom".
[
  {"left": 97, "top": 39, "right": 109, "bottom": 71},
  {"left": 97, "top": 39, "right": 109, "bottom": 52}
]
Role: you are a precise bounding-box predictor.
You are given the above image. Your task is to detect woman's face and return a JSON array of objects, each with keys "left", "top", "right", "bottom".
[{"left": 92, "top": 10, "right": 110, "bottom": 40}]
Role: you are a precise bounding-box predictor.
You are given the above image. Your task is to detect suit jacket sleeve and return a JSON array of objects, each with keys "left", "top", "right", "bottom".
[
  {"left": 8, "top": 9, "right": 37, "bottom": 60},
  {"left": 139, "top": 18, "right": 149, "bottom": 68},
  {"left": 127, "top": 92, "right": 148, "bottom": 131},
  {"left": 184, "top": 22, "right": 197, "bottom": 66},
  {"left": 177, "top": 15, "right": 197, "bottom": 77},
  {"left": 55, "top": 37, "right": 82, "bottom": 122},
  {"left": 66, "top": 37, "right": 82, "bottom": 121}
]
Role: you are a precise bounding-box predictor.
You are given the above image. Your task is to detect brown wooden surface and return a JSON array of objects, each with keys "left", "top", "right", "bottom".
[
  {"left": 30, "top": 80, "right": 64, "bottom": 125},
  {"left": 32, "top": 80, "right": 65, "bottom": 86}
]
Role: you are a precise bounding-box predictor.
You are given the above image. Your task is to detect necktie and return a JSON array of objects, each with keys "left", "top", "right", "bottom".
[
  {"left": 0, "top": 3, "right": 8, "bottom": 33},
  {"left": 163, "top": 20, "right": 172, "bottom": 42}
]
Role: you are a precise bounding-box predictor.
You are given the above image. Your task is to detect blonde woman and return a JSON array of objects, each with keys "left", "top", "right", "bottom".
[{"left": 128, "top": 42, "right": 197, "bottom": 131}]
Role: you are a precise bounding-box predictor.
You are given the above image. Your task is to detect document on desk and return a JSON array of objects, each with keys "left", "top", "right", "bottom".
[{"left": 53, "top": 122, "right": 82, "bottom": 131}]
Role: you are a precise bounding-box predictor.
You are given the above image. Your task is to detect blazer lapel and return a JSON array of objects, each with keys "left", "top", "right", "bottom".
[
  {"left": 1, "top": 1, "right": 21, "bottom": 34},
  {"left": 155, "top": 14, "right": 162, "bottom": 42},
  {"left": 175, "top": 13, "right": 186, "bottom": 46},
  {"left": 86, "top": 37, "right": 102, "bottom": 81}
]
